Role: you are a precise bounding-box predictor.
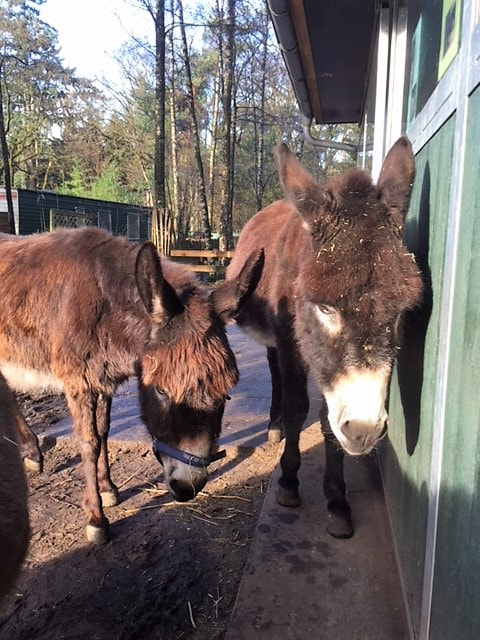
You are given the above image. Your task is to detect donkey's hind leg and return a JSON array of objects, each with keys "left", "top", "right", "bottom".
[
  {"left": 320, "top": 409, "right": 353, "bottom": 539},
  {"left": 12, "top": 396, "right": 43, "bottom": 473},
  {"left": 276, "top": 346, "right": 309, "bottom": 507},
  {"left": 96, "top": 394, "right": 119, "bottom": 508},
  {"left": 267, "top": 347, "right": 283, "bottom": 443}
]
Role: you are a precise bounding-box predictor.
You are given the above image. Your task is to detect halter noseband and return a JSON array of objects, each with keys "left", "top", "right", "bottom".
[{"left": 152, "top": 438, "right": 226, "bottom": 468}]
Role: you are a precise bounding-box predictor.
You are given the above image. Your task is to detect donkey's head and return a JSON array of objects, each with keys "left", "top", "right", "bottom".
[
  {"left": 277, "top": 139, "right": 423, "bottom": 455},
  {"left": 135, "top": 245, "right": 263, "bottom": 500}
]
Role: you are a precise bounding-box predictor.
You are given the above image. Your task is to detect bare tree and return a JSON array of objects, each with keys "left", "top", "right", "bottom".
[
  {"left": 208, "top": 58, "right": 221, "bottom": 223},
  {"left": 177, "top": 0, "right": 211, "bottom": 248},
  {"left": 218, "top": 0, "right": 235, "bottom": 251},
  {"left": 254, "top": 6, "right": 268, "bottom": 211},
  {"left": 167, "top": 1, "right": 180, "bottom": 244},
  {"left": 0, "top": 58, "right": 15, "bottom": 233}
]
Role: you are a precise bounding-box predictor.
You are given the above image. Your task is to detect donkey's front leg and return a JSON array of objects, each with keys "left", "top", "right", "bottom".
[
  {"left": 320, "top": 416, "right": 353, "bottom": 539},
  {"left": 276, "top": 349, "right": 309, "bottom": 507},
  {"left": 67, "top": 390, "right": 109, "bottom": 544},
  {"left": 96, "top": 394, "right": 119, "bottom": 508},
  {"left": 11, "top": 397, "right": 43, "bottom": 473}
]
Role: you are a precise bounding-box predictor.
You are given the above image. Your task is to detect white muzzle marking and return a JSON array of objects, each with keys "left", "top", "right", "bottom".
[{"left": 323, "top": 366, "right": 390, "bottom": 455}]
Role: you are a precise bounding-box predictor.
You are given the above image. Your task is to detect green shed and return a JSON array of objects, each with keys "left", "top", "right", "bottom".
[
  {"left": 0, "top": 188, "right": 151, "bottom": 241},
  {"left": 269, "top": 1, "right": 480, "bottom": 638}
]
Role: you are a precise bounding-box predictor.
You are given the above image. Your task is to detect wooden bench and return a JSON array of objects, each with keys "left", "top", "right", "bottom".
[
  {"left": 170, "top": 249, "right": 234, "bottom": 278},
  {"left": 169, "top": 249, "right": 234, "bottom": 280}
]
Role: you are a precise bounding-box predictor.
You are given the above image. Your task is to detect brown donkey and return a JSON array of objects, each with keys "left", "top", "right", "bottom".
[
  {"left": 0, "top": 227, "right": 262, "bottom": 543},
  {"left": 0, "top": 372, "right": 29, "bottom": 599},
  {"left": 227, "top": 138, "right": 423, "bottom": 538}
]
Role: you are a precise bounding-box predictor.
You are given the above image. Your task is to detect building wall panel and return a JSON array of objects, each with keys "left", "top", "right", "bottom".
[
  {"left": 381, "top": 115, "right": 455, "bottom": 637},
  {"left": 428, "top": 84, "right": 480, "bottom": 640}
]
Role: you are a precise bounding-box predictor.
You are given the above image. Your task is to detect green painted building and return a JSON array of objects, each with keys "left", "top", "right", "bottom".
[
  {"left": 0, "top": 188, "right": 151, "bottom": 240},
  {"left": 269, "top": 1, "right": 480, "bottom": 638}
]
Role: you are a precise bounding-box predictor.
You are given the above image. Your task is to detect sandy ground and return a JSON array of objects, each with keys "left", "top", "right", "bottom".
[{"left": 0, "top": 394, "right": 279, "bottom": 640}]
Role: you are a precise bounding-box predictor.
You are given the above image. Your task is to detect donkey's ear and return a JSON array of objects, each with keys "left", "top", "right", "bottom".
[
  {"left": 212, "top": 249, "right": 264, "bottom": 323},
  {"left": 275, "top": 142, "right": 332, "bottom": 226},
  {"left": 135, "top": 243, "right": 183, "bottom": 326},
  {"left": 377, "top": 137, "right": 415, "bottom": 228}
]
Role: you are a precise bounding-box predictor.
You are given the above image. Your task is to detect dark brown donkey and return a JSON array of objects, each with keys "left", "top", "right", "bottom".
[
  {"left": 0, "top": 372, "right": 29, "bottom": 600},
  {"left": 0, "top": 227, "right": 262, "bottom": 544},
  {"left": 227, "top": 138, "right": 423, "bottom": 538}
]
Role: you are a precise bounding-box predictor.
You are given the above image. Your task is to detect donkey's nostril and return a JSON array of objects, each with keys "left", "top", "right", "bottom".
[
  {"left": 379, "top": 421, "right": 388, "bottom": 439},
  {"left": 340, "top": 420, "right": 351, "bottom": 438},
  {"left": 169, "top": 476, "right": 207, "bottom": 502},
  {"left": 169, "top": 479, "right": 196, "bottom": 502}
]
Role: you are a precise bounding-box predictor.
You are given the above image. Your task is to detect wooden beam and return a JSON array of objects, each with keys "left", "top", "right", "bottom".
[
  {"left": 170, "top": 249, "right": 234, "bottom": 259},
  {"left": 180, "top": 264, "right": 227, "bottom": 274},
  {"left": 289, "top": 0, "right": 323, "bottom": 123}
]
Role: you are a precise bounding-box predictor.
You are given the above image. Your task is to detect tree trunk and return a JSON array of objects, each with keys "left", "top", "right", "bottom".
[
  {"left": 0, "top": 72, "right": 15, "bottom": 234},
  {"left": 219, "top": 0, "right": 235, "bottom": 251},
  {"left": 177, "top": 0, "right": 212, "bottom": 248},
  {"left": 168, "top": 0, "right": 180, "bottom": 245},
  {"left": 255, "top": 8, "right": 268, "bottom": 211},
  {"left": 151, "top": 0, "right": 170, "bottom": 255},
  {"left": 208, "top": 55, "right": 221, "bottom": 227}
]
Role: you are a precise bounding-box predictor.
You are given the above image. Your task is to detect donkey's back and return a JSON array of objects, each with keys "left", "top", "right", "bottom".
[{"left": 0, "top": 227, "right": 142, "bottom": 396}]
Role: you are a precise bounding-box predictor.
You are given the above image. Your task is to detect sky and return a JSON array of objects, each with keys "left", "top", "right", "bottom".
[{"left": 38, "top": 0, "right": 153, "bottom": 86}]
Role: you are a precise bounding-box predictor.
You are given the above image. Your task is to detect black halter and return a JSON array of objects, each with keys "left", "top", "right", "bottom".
[{"left": 152, "top": 438, "right": 226, "bottom": 468}]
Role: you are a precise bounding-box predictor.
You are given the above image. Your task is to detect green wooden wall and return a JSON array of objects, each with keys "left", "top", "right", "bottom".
[
  {"left": 17, "top": 190, "right": 150, "bottom": 240},
  {"left": 427, "top": 85, "right": 480, "bottom": 640},
  {"left": 380, "top": 116, "right": 455, "bottom": 637}
]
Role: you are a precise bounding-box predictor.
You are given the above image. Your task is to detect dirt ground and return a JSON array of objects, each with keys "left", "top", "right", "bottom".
[{"left": 0, "top": 394, "right": 278, "bottom": 640}]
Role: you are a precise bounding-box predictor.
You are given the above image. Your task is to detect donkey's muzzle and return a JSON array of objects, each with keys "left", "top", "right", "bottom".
[
  {"left": 339, "top": 418, "right": 387, "bottom": 455},
  {"left": 169, "top": 477, "right": 206, "bottom": 502}
]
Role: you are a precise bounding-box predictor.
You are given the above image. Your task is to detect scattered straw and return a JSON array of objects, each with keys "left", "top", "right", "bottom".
[
  {"left": 189, "top": 514, "right": 220, "bottom": 526},
  {"left": 117, "top": 472, "right": 138, "bottom": 489},
  {"left": 49, "top": 495, "right": 80, "bottom": 510},
  {"left": 208, "top": 587, "right": 224, "bottom": 620},
  {"left": 187, "top": 601, "right": 197, "bottom": 629},
  {"left": 141, "top": 488, "right": 169, "bottom": 496},
  {"left": 201, "top": 492, "right": 251, "bottom": 503}
]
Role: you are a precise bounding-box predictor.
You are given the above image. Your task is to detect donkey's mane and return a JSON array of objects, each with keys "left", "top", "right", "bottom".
[{"left": 301, "top": 169, "right": 421, "bottom": 326}]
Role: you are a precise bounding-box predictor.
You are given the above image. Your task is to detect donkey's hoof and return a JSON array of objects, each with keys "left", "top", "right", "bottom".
[
  {"left": 326, "top": 512, "right": 353, "bottom": 539},
  {"left": 23, "top": 456, "right": 43, "bottom": 474},
  {"left": 277, "top": 486, "right": 301, "bottom": 508},
  {"left": 268, "top": 428, "right": 282, "bottom": 444},
  {"left": 86, "top": 523, "right": 110, "bottom": 545},
  {"left": 101, "top": 489, "right": 119, "bottom": 508}
]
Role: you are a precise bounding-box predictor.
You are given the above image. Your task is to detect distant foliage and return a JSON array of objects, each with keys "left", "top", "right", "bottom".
[{"left": 0, "top": 0, "right": 358, "bottom": 239}]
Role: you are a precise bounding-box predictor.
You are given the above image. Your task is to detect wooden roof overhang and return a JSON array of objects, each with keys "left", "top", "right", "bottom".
[{"left": 268, "top": 0, "right": 380, "bottom": 125}]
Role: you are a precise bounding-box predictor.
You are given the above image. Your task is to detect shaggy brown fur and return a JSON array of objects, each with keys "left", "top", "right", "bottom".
[
  {"left": 0, "top": 373, "right": 29, "bottom": 600},
  {"left": 0, "top": 227, "right": 262, "bottom": 543},
  {"left": 228, "top": 138, "right": 423, "bottom": 537}
]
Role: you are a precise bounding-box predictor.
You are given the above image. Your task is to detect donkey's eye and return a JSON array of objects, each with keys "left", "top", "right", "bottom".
[
  {"left": 317, "top": 304, "right": 335, "bottom": 315},
  {"left": 313, "top": 304, "right": 342, "bottom": 336}
]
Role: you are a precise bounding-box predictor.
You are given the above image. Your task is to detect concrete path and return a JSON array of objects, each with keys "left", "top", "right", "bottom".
[{"left": 225, "top": 425, "right": 409, "bottom": 640}]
